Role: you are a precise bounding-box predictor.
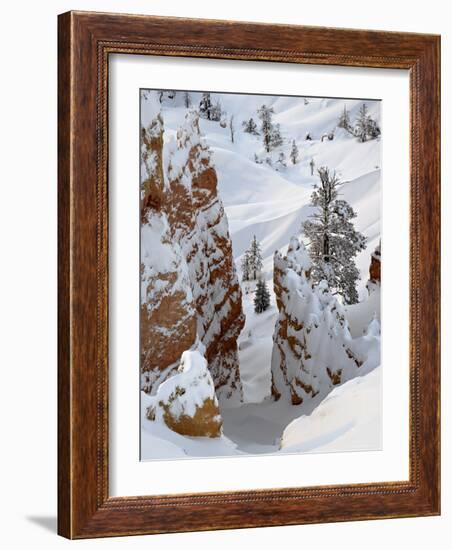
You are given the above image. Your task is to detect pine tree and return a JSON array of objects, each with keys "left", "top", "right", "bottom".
[
  {"left": 241, "top": 250, "right": 251, "bottom": 281},
  {"left": 302, "top": 167, "right": 366, "bottom": 304},
  {"left": 354, "top": 103, "right": 381, "bottom": 142},
  {"left": 270, "top": 123, "right": 283, "bottom": 149},
  {"left": 257, "top": 105, "right": 283, "bottom": 152},
  {"left": 199, "top": 93, "right": 212, "bottom": 119},
  {"left": 356, "top": 103, "right": 369, "bottom": 142},
  {"left": 254, "top": 278, "right": 271, "bottom": 313},
  {"left": 199, "top": 93, "right": 222, "bottom": 121},
  {"left": 242, "top": 117, "right": 259, "bottom": 135},
  {"left": 338, "top": 104, "right": 351, "bottom": 131},
  {"left": 248, "top": 235, "right": 263, "bottom": 280},
  {"left": 257, "top": 105, "right": 273, "bottom": 152},
  {"left": 290, "top": 140, "right": 299, "bottom": 164}
]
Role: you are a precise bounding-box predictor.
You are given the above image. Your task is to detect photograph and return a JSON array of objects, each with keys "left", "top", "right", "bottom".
[{"left": 140, "top": 88, "right": 382, "bottom": 460}]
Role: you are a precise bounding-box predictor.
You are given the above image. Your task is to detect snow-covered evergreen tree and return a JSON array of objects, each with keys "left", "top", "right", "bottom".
[
  {"left": 247, "top": 235, "right": 263, "bottom": 280},
  {"left": 241, "top": 250, "right": 251, "bottom": 281},
  {"left": 254, "top": 278, "right": 271, "bottom": 313},
  {"left": 355, "top": 103, "right": 370, "bottom": 142},
  {"left": 302, "top": 167, "right": 366, "bottom": 304},
  {"left": 199, "top": 93, "right": 213, "bottom": 119},
  {"left": 242, "top": 117, "right": 259, "bottom": 135},
  {"left": 199, "top": 93, "right": 222, "bottom": 121},
  {"left": 354, "top": 103, "right": 380, "bottom": 142},
  {"left": 257, "top": 105, "right": 283, "bottom": 152},
  {"left": 290, "top": 140, "right": 299, "bottom": 164},
  {"left": 338, "top": 104, "right": 352, "bottom": 132},
  {"left": 270, "top": 123, "right": 283, "bottom": 149}
]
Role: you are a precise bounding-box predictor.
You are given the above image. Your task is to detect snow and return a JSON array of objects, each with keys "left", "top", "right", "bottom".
[
  {"left": 280, "top": 367, "right": 382, "bottom": 453},
  {"left": 237, "top": 284, "right": 277, "bottom": 403},
  {"left": 143, "top": 92, "right": 381, "bottom": 297},
  {"left": 141, "top": 397, "right": 242, "bottom": 460},
  {"left": 144, "top": 350, "right": 218, "bottom": 422},
  {"left": 270, "top": 237, "right": 378, "bottom": 405},
  {"left": 346, "top": 286, "right": 381, "bottom": 338},
  {"left": 140, "top": 90, "right": 381, "bottom": 459}
]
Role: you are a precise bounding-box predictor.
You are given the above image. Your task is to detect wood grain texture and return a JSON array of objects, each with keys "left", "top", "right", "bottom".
[{"left": 57, "top": 10, "right": 440, "bottom": 539}]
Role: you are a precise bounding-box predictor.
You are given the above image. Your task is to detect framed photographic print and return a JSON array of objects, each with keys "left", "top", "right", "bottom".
[{"left": 58, "top": 11, "right": 440, "bottom": 538}]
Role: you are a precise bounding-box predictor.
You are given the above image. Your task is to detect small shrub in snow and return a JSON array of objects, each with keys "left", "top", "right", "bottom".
[
  {"left": 257, "top": 104, "right": 283, "bottom": 152},
  {"left": 290, "top": 140, "right": 299, "bottom": 164},
  {"left": 253, "top": 153, "right": 263, "bottom": 164},
  {"left": 309, "top": 157, "right": 315, "bottom": 175},
  {"left": 337, "top": 104, "right": 353, "bottom": 134},
  {"left": 242, "top": 117, "right": 259, "bottom": 135},
  {"left": 276, "top": 152, "right": 287, "bottom": 170}
]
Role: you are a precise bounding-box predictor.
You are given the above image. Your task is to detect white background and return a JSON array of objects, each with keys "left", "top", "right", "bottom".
[
  {"left": 110, "top": 55, "right": 409, "bottom": 496},
  {"left": 0, "top": 0, "right": 449, "bottom": 549}
]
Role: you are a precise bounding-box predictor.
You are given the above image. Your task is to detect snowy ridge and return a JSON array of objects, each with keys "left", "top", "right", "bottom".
[{"left": 280, "top": 366, "right": 382, "bottom": 453}]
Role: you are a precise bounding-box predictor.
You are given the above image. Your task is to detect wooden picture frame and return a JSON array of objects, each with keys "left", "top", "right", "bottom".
[{"left": 58, "top": 10, "right": 440, "bottom": 539}]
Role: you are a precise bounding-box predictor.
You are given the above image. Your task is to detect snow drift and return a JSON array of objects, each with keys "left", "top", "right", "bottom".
[{"left": 280, "top": 367, "right": 382, "bottom": 453}]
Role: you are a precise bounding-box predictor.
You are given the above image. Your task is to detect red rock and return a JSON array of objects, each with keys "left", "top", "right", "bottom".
[{"left": 140, "top": 111, "right": 244, "bottom": 402}]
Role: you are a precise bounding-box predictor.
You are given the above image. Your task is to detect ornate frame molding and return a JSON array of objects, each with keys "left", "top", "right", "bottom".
[{"left": 58, "top": 11, "right": 440, "bottom": 538}]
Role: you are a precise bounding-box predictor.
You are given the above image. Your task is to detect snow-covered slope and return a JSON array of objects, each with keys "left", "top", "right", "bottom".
[
  {"left": 156, "top": 94, "right": 380, "bottom": 293},
  {"left": 280, "top": 367, "right": 382, "bottom": 453}
]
